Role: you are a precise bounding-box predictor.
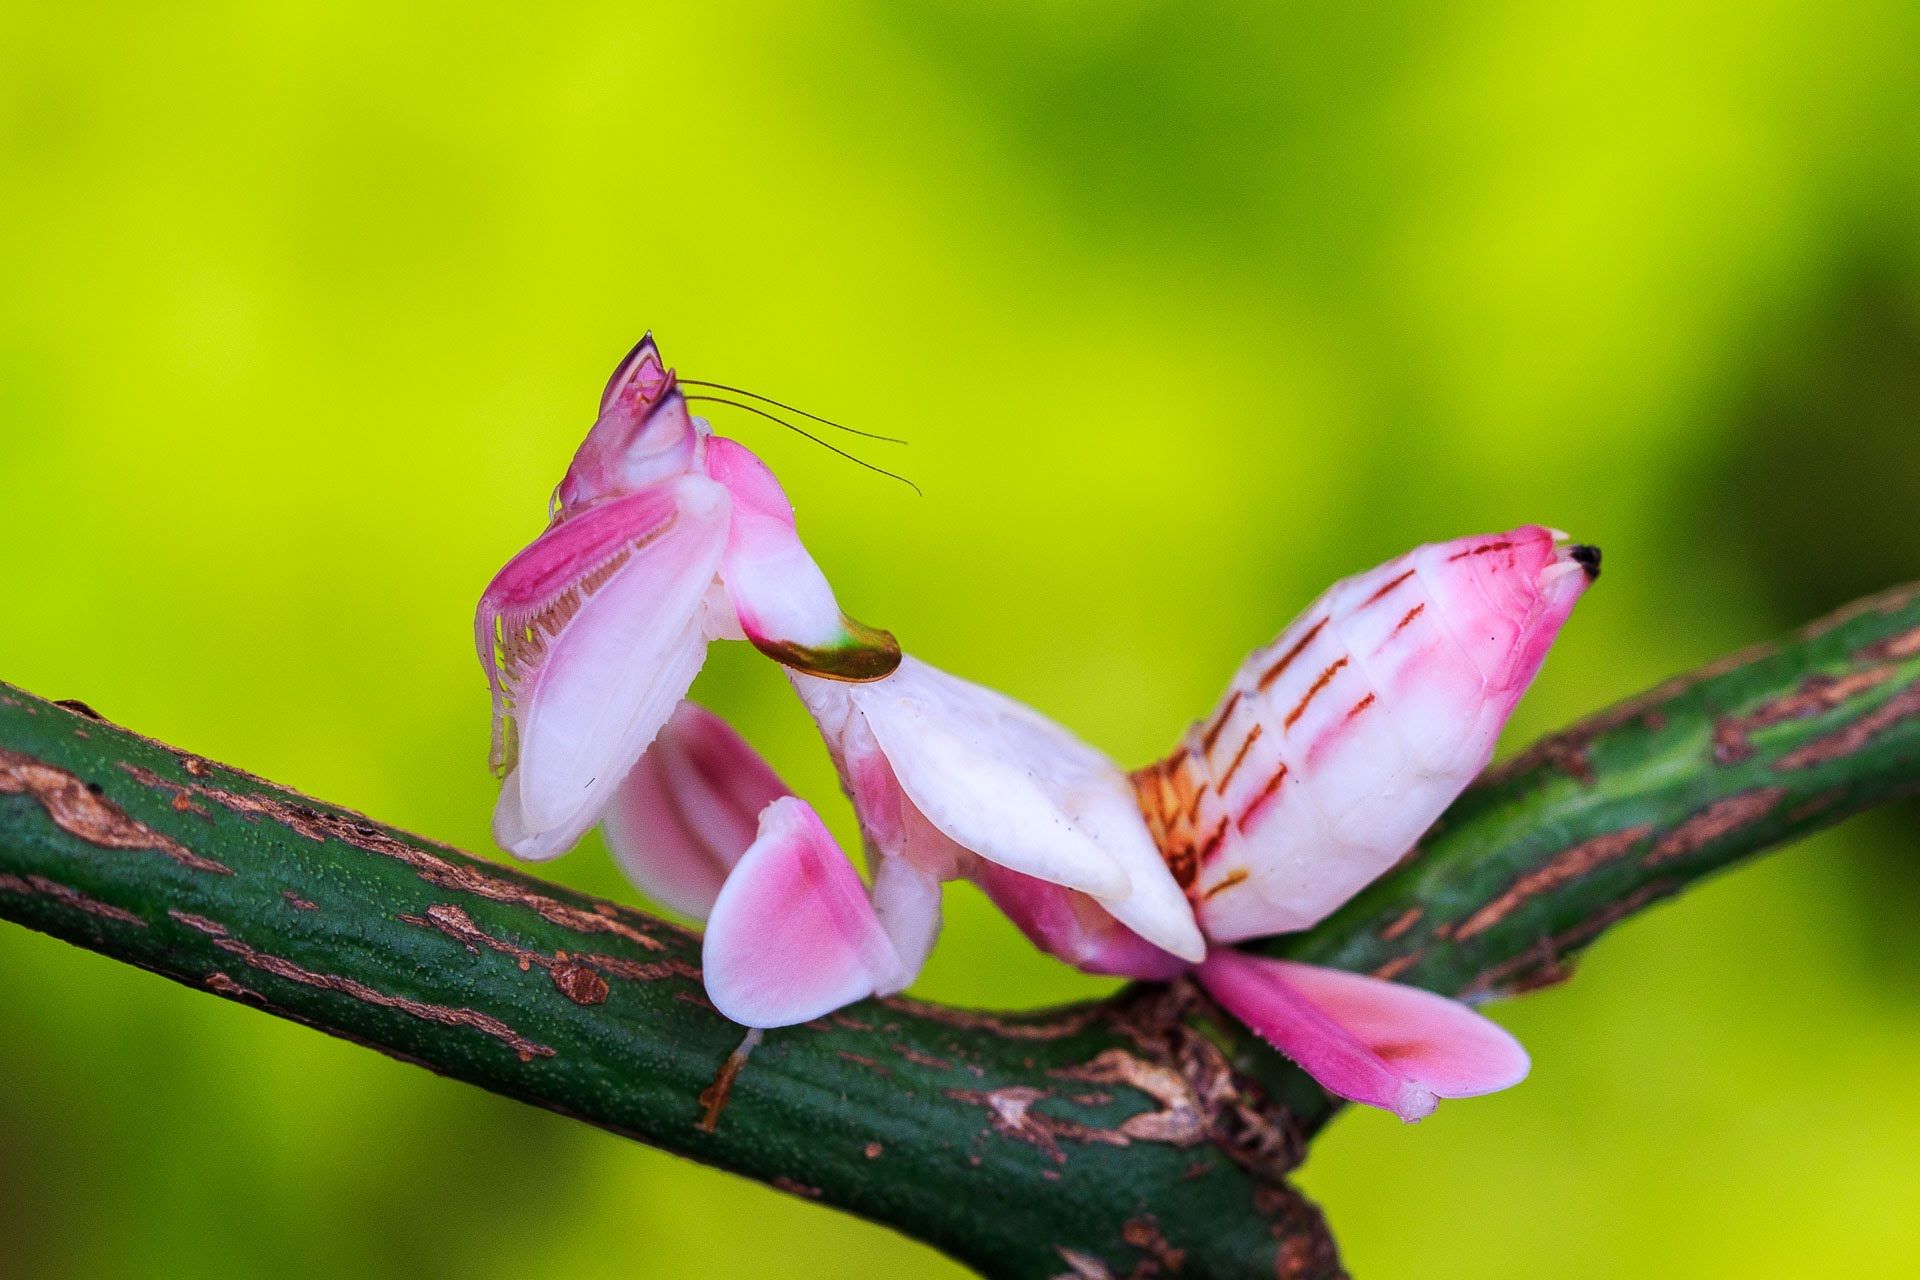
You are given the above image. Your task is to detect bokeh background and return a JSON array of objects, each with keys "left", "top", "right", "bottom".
[{"left": 4, "top": 1, "right": 1920, "bottom": 1275}]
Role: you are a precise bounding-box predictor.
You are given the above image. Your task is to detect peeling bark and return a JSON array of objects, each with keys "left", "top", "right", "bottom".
[
  {"left": 169, "top": 909, "right": 557, "bottom": 1061},
  {"left": 1450, "top": 825, "right": 1655, "bottom": 940},
  {"left": 3, "top": 749, "right": 228, "bottom": 873},
  {"left": 0, "top": 871, "right": 147, "bottom": 926}
]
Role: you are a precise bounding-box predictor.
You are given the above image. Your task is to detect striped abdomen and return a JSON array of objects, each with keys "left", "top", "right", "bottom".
[{"left": 1134, "top": 526, "right": 1595, "bottom": 944}]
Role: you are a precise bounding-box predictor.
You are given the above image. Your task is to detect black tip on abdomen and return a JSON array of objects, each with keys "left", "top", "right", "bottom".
[{"left": 1569, "top": 543, "right": 1602, "bottom": 580}]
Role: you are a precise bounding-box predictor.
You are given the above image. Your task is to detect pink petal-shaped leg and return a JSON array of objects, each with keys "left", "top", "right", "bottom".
[
  {"left": 790, "top": 659, "right": 1205, "bottom": 960},
  {"left": 705, "top": 435, "right": 900, "bottom": 681},
  {"left": 702, "top": 797, "right": 905, "bottom": 1028},
  {"left": 602, "top": 702, "right": 794, "bottom": 920},
  {"left": 869, "top": 851, "right": 945, "bottom": 982},
  {"left": 1196, "top": 950, "right": 1529, "bottom": 1122},
  {"left": 480, "top": 475, "right": 729, "bottom": 859},
  {"left": 794, "top": 662, "right": 1130, "bottom": 904},
  {"left": 973, "top": 862, "right": 1188, "bottom": 981}
]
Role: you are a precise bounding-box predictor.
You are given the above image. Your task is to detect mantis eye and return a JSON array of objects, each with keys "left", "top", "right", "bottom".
[
  {"left": 555, "top": 340, "right": 698, "bottom": 513},
  {"left": 599, "top": 333, "right": 667, "bottom": 414}
]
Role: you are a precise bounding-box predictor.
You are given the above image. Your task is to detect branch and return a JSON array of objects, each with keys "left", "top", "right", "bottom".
[{"left": 5, "top": 585, "right": 1920, "bottom": 1278}]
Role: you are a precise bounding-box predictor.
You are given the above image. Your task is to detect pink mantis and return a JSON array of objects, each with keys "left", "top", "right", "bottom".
[{"left": 476, "top": 337, "right": 1597, "bottom": 1120}]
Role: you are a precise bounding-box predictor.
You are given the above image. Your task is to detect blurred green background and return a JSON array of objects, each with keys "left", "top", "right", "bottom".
[{"left": 4, "top": 1, "right": 1920, "bottom": 1275}]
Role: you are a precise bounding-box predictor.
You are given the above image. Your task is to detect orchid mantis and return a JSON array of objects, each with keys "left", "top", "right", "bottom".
[
  {"left": 475, "top": 335, "right": 899, "bottom": 861},
  {"left": 756, "top": 528, "right": 1594, "bottom": 1119},
  {"left": 476, "top": 338, "right": 1598, "bottom": 1120}
]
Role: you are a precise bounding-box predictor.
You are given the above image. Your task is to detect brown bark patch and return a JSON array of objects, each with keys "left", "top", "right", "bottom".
[
  {"left": 1255, "top": 1185, "right": 1346, "bottom": 1279},
  {"left": 882, "top": 996, "right": 1104, "bottom": 1041},
  {"left": 204, "top": 971, "right": 266, "bottom": 1002},
  {"left": 1452, "top": 825, "right": 1654, "bottom": 941},
  {"left": 1645, "top": 789, "right": 1787, "bottom": 866},
  {"left": 1466, "top": 878, "right": 1680, "bottom": 998},
  {"left": 0, "top": 871, "right": 147, "bottom": 927},
  {"left": 401, "top": 903, "right": 616, "bottom": 1006},
  {"left": 1, "top": 749, "right": 230, "bottom": 874},
  {"left": 944, "top": 1084, "right": 1130, "bottom": 1163},
  {"left": 1052, "top": 1049, "right": 1209, "bottom": 1147},
  {"left": 896, "top": 1045, "right": 956, "bottom": 1071},
  {"left": 1106, "top": 983, "right": 1306, "bottom": 1182},
  {"left": 1121, "top": 1216, "right": 1187, "bottom": 1273},
  {"left": 168, "top": 910, "right": 554, "bottom": 1061},
  {"left": 120, "top": 763, "right": 678, "bottom": 952},
  {"left": 1859, "top": 623, "right": 1920, "bottom": 662},
  {"left": 579, "top": 952, "right": 701, "bottom": 983},
  {"left": 1484, "top": 650, "right": 1769, "bottom": 787},
  {"left": 1378, "top": 906, "right": 1423, "bottom": 941},
  {"left": 551, "top": 962, "right": 610, "bottom": 1006},
  {"left": 1053, "top": 1247, "right": 1117, "bottom": 1279},
  {"left": 1774, "top": 680, "right": 1920, "bottom": 771},
  {"left": 1712, "top": 667, "right": 1900, "bottom": 763},
  {"left": 1369, "top": 950, "right": 1424, "bottom": 982}
]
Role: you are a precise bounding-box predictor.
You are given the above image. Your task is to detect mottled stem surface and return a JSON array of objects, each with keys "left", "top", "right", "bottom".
[{"left": 5, "top": 586, "right": 1920, "bottom": 1279}]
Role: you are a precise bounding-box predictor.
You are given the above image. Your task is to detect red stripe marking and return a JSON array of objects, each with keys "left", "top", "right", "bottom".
[
  {"left": 1360, "top": 568, "right": 1416, "bottom": 607},
  {"left": 1258, "top": 618, "right": 1327, "bottom": 690},
  {"left": 1346, "top": 692, "right": 1376, "bottom": 720},
  {"left": 1391, "top": 602, "right": 1425, "bottom": 635},
  {"left": 1200, "top": 691, "right": 1241, "bottom": 756},
  {"left": 1197, "top": 817, "right": 1229, "bottom": 861},
  {"left": 1237, "top": 765, "right": 1288, "bottom": 830},
  {"left": 1201, "top": 867, "right": 1248, "bottom": 900},
  {"left": 1448, "top": 539, "right": 1513, "bottom": 561},
  {"left": 1284, "top": 657, "right": 1348, "bottom": 730},
  {"left": 1216, "top": 723, "right": 1263, "bottom": 790}
]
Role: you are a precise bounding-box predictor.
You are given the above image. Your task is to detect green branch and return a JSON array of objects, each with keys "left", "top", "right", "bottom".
[{"left": 4, "top": 585, "right": 1920, "bottom": 1278}]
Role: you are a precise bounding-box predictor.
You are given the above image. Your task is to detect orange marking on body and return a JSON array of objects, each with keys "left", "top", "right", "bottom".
[
  {"left": 1391, "top": 602, "right": 1425, "bottom": 635},
  {"left": 1284, "top": 657, "right": 1348, "bottom": 730},
  {"left": 1197, "top": 817, "right": 1229, "bottom": 862},
  {"left": 1215, "top": 723, "right": 1263, "bottom": 791},
  {"left": 1133, "top": 756, "right": 1213, "bottom": 889},
  {"left": 1236, "top": 765, "right": 1288, "bottom": 830},
  {"left": 1153, "top": 770, "right": 1179, "bottom": 820},
  {"left": 1258, "top": 619, "right": 1327, "bottom": 691},
  {"left": 1360, "top": 568, "right": 1416, "bottom": 607},
  {"left": 1202, "top": 868, "right": 1249, "bottom": 901},
  {"left": 1448, "top": 540, "right": 1513, "bottom": 561},
  {"left": 1200, "top": 691, "right": 1242, "bottom": 756},
  {"left": 1346, "top": 693, "right": 1376, "bottom": 720}
]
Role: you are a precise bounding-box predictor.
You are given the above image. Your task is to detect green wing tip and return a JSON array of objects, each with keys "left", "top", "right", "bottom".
[{"left": 754, "top": 616, "right": 901, "bottom": 682}]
